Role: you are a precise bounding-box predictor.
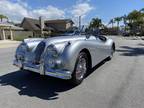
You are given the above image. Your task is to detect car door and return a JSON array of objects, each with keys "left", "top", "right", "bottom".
[
  {"left": 86, "top": 36, "right": 105, "bottom": 66},
  {"left": 96, "top": 36, "right": 109, "bottom": 59}
]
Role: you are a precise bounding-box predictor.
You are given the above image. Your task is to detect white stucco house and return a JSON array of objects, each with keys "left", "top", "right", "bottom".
[{"left": 0, "top": 22, "right": 23, "bottom": 40}]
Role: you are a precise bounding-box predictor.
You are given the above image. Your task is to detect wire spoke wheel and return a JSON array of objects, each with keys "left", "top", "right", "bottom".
[
  {"left": 71, "top": 52, "right": 88, "bottom": 85},
  {"left": 75, "top": 57, "right": 87, "bottom": 80}
]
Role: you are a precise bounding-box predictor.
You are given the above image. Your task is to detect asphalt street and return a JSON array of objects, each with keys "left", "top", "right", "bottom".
[{"left": 0, "top": 36, "right": 144, "bottom": 108}]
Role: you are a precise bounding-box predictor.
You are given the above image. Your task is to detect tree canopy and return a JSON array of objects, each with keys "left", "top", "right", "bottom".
[
  {"left": 88, "top": 8, "right": 144, "bottom": 36},
  {"left": 88, "top": 18, "right": 103, "bottom": 29},
  {"left": 0, "top": 14, "right": 8, "bottom": 22}
]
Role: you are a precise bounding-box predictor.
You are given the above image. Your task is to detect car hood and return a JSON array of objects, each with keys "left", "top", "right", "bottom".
[{"left": 44, "top": 35, "right": 86, "bottom": 46}]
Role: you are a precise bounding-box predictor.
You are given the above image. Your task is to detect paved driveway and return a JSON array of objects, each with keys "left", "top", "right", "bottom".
[
  {"left": 0, "top": 36, "right": 144, "bottom": 108},
  {"left": 0, "top": 40, "right": 20, "bottom": 49}
]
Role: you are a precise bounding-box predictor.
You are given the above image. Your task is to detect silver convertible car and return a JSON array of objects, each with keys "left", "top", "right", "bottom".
[{"left": 13, "top": 33, "right": 115, "bottom": 85}]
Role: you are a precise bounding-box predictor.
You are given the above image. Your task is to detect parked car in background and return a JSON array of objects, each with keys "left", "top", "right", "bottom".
[{"left": 13, "top": 31, "right": 115, "bottom": 85}]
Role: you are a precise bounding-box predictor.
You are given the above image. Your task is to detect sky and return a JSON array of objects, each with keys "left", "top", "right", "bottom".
[{"left": 0, "top": 0, "right": 144, "bottom": 25}]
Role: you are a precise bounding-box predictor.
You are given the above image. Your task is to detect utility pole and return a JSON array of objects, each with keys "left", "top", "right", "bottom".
[
  {"left": 79, "top": 16, "right": 81, "bottom": 30},
  {"left": 123, "top": 14, "right": 127, "bottom": 33},
  {"left": 39, "top": 16, "right": 44, "bottom": 37}
]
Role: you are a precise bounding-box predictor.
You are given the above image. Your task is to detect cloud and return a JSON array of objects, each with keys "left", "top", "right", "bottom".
[
  {"left": 0, "top": 0, "right": 29, "bottom": 22},
  {"left": 71, "top": 2, "right": 94, "bottom": 17},
  {"left": 31, "top": 6, "right": 65, "bottom": 19},
  {"left": 0, "top": 0, "right": 94, "bottom": 24},
  {"left": 76, "top": 0, "right": 91, "bottom": 4},
  {"left": 0, "top": 0, "right": 65, "bottom": 22},
  {"left": 14, "top": 0, "right": 29, "bottom": 8}
]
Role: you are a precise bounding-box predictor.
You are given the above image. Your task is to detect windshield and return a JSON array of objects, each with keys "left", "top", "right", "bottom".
[{"left": 60, "top": 30, "right": 80, "bottom": 36}]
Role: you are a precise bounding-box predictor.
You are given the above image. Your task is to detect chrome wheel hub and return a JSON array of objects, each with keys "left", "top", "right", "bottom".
[{"left": 76, "top": 57, "right": 87, "bottom": 80}]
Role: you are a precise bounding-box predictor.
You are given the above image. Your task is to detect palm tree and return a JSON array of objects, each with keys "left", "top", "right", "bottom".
[
  {"left": 114, "top": 17, "right": 123, "bottom": 28},
  {"left": 140, "top": 8, "right": 144, "bottom": 13},
  {"left": 108, "top": 19, "right": 115, "bottom": 28},
  {"left": 87, "top": 18, "right": 103, "bottom": 35},
  {"left": 127, "top": 10, "right": 144, "bottom": 35},
  {"left": 121, "top": 15, "right": 127, "bottom": 25},
  {"left": 0, "top": 14, "right": 8, "bottom": 22},
  {"left": 139, "top": 8, "right": 144, "bottom": 20},
  {"left": 121, "top": 15, "right": 128, "bottom": 32},
  {"left": 89, "top": 18, "right": 102, "bottom": 29},
  {"left": 114, "top": 17, "right": 123, "bottom": 35}
]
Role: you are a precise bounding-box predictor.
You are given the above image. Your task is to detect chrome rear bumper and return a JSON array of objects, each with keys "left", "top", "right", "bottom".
[{"left": 13, "top": 60, "right": 72, "bottom": 80}]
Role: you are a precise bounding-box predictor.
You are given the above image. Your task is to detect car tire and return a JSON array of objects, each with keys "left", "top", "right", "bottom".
[
  {"left": 107, "top": 44, "right": 115, "bottom": 60},
  {"left": 70, "top": 52, "right": 88, "bottom": 85}
]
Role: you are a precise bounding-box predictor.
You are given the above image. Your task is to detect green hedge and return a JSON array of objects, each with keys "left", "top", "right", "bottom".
[{"left": 13, "top": 35, "right": 30, "bottom": 41}]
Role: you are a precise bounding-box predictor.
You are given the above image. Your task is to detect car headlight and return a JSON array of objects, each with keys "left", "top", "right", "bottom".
[
  {"left": 17, "top": 43, "right": 28, "bottom": 53},
  {"left": 44, "top": 44, "right": 61, "bottom": 68},
  {"left": 44, "top": 42, "right": 70, "bottom": 69},
  {"left": 46, "top": 44, "right": 59, "bottom": 58},
  {"left": 15, "top": 43, "right": 28, "bottom": 60},
  {"left": 21, "top": 45, "right": 28, "bottom": 51},
  {"left": 46, "top": 58, "right": 56, "bottom": 68}
]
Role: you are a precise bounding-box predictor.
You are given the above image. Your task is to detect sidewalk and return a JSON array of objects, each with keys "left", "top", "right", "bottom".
[
  {"left": 123, "top": 36, "right": 144, "bottom": 40},
  {"left": 107, "top": 35, "right": 144, "bottom": 40},
  {"left": 0, "top": 40, "right": 21, "bottom": 49}
]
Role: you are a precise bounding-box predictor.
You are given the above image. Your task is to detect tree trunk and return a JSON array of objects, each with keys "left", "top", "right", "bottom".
[
  {"left": 112, "top": 23, "right": 114, "bottom": 28},
  {"left": 117, "top": 21, "right": 120, "bottom": 35},
  {"left": 117, "top": 21, "right": 119, "bottom": 28}
]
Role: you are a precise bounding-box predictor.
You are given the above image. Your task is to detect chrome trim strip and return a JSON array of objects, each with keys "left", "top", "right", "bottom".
[
  {"left": 45, "top": 70, "right": 71, "bottom": 79},
  {"left": 23, "top": 66, "right": 39, "bottom": 73},
  {"left": 14, "top": 60, "right": 71, "bottom": 79},
  {"left": 24, "top": 66, "right": 71, "bottom": 79}
]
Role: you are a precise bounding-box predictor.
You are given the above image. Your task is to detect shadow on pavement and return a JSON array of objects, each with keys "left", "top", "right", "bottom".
[
  {"left": 138, "top": 43, "right": 144, "bottom": 46},
  {"left": 0, "top": 59, "right": 108, "bottom": 100},
  {"left": 0, "top": 70, "right": 76, "bottom": 100},
  {"left": 116, "top": 46, "right": 144, "bottom": 56},
  {"left": 86, "top": 60, "right": 106, "bottom": 78}
]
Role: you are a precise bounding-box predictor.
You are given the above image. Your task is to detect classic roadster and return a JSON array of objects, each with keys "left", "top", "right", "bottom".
[{"left": 13, "top": 32, "right": 115, "bottom": 85}]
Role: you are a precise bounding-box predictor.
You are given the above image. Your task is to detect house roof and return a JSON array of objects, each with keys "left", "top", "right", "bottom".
[
  {"left": 45, "top": 19, "right": 74, "bottom": 24},
  {"left": 21, "top": 17, "right": 74, "bottom": 31},
  {"left": 21, "top": 17, "right": 40, "bottom": 31},
  {"left": 0, "top": 22, "right": 23, "bottom": 30}
]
